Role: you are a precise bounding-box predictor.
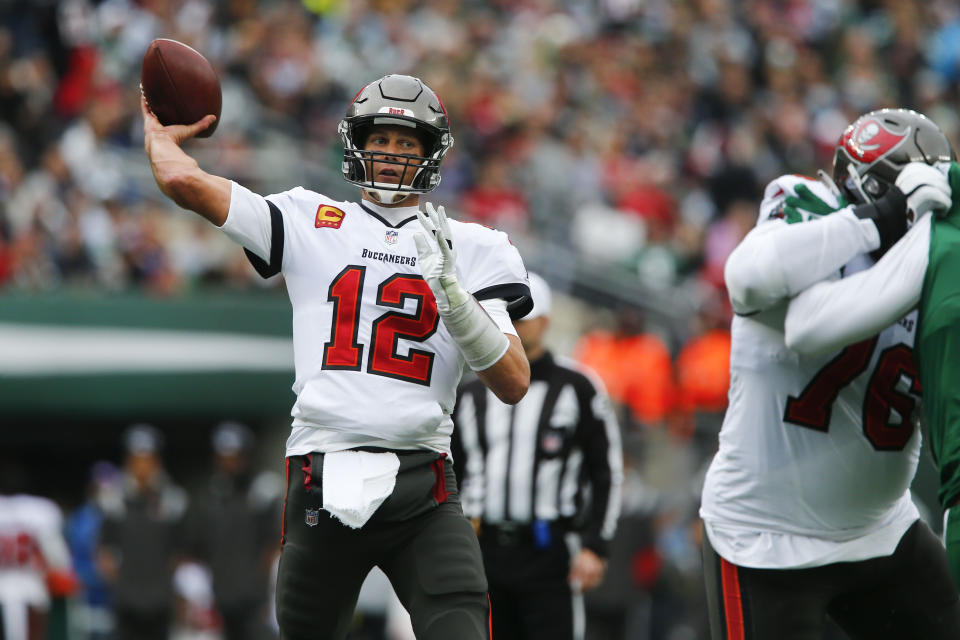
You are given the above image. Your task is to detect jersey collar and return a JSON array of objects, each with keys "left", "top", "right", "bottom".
[{"left": 360, "top": 201, "right": 420, "bottom": 228}]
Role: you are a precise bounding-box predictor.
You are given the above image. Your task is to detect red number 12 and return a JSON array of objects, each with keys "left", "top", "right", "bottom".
[{"left": 322, "top": 266, "right": 439, "bottom": 385}]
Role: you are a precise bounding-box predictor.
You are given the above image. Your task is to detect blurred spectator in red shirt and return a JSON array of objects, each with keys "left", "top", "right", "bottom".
[
  {"left": 461, "top": 161, "right": 528, "bottom": 232},
  {"left": 618, "top": 182, "right": 676, "bottom": 233}
]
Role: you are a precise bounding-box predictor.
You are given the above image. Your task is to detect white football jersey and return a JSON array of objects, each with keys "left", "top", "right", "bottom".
[
  {"left": 0, "top": 494, "right": 72, "bottom": 639},
  {"left": 700, "top": 174, "right": 922, "bottom": 569},
  {"left": 223, "top": 183, "right": 530, "bottom": 456}
]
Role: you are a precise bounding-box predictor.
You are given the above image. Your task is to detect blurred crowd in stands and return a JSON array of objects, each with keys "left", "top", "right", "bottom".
[
  {"left": 4, "top": 0, "right": 957, "bottom": 403},
  {"left": 3, "top": 0, "right": 960, "bottom": 638},
  {"left": 4, "top": 0, "right": 960, "bottom": 307}
]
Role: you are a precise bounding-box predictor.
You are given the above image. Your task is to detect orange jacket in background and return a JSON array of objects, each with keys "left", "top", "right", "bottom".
[
  {"left": 574, "top": 331, "right": 675, "bottom": 425},
  {"left": 675, "top": 328, "right": 731, "bottom": 414}
]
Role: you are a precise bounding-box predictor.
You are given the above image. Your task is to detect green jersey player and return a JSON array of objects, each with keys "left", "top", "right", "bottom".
[{"left": 785, "top": 127, "right": 960, "bottom": 587}]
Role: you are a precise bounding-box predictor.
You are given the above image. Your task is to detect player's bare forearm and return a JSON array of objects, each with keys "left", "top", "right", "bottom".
[
  {"left": 476, "top": 334, "right": 529, "bottom": 404},
  {"left": 141, "top": 95, "right": 230, "bottom": 226}
]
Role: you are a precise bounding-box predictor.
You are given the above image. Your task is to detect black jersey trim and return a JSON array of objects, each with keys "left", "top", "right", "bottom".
[
  {"left": 360, "top": 203, "right": 418, "bottom": 229},
  {"left": 244, "top": 200, "right": 285, "bottom": 279},
  {"left": 473, "top": 282, "right": 533, "bottom": 321}
]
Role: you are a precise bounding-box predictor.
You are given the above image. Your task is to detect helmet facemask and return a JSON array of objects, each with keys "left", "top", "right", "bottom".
[
  {"left": 339, "top": 75, "right": 454, "bottom": 205},
  {"left": 838, "top": 161, "right": 892, "bottom": 205}
]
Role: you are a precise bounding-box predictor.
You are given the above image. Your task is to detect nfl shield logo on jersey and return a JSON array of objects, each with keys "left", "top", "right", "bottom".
[
  {"left": 385, "top": 229, "right": 399, "bottom": 246},
  {"left": 305, "top": 508, "right": 320, "bottom": 527},
  {"left": 542, "top": 433, "right": 562, "bottom": 454}
]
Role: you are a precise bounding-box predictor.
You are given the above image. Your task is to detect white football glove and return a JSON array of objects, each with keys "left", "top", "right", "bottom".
[
  {"left": 895, "top": 162, "right": 952, "bottom": 224},
  {"left": 414, "top": 202, "right": 470, "bottom": 313},
  {"left": 414, "top": 202, "right": 509, "bottom": 371}
]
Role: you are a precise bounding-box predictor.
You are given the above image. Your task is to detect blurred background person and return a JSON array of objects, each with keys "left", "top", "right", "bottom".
[
  {"left": 573, "top": 307, "right": 676, "bottom": 431},
  {"left": 65, "top": 461, "right": 121, "bottom": 640},
  {"left": 98, "top": 424, "right": 188, "bottom": 640},
  {"left": 452, "top": 273, "right": 624, "bottom": 640},
  {"left": 186, "top": 421, "right": 282, "bottom": 640},
  {"left": 0, "top": 462, "right": 77, "bottom": 640}
]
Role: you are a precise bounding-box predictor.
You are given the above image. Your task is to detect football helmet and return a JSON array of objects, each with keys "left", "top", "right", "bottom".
[
  {"left": 832, "top": 108, "right": 954, "bottom": 205},
  {"left": 339, "top": 74, "right": 454, "bottom": 204}
]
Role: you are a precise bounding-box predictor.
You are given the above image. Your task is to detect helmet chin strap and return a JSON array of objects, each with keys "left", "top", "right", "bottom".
[{"left": 364, "top": 187, "right": 414, "bottom": 206}]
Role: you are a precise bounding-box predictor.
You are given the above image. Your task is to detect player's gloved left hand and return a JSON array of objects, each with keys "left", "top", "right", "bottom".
[
  {"left": 414, "top": 202, "right": 509, "bottom": 372},
  {"left": 414, "top": 202, "right": 469, "bottom": 313},
  {"left": 894, "top": 161, "right": 952, "bottom": 224},
  {"left": 782, "top": 184, "right": 844, "bottom": 220}
]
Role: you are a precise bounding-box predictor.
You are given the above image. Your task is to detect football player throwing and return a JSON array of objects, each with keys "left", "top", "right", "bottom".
[{"left": 142, "top": 74, "right": 532, "bottom": 640}]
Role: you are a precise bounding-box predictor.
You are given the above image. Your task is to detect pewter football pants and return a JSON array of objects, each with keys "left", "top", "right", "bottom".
[
  {"left": 703, "top": 520, "right": 960, "bottom": 639},
  {"left": 275, "top": 452, "right": 490, "bottom": 640}
]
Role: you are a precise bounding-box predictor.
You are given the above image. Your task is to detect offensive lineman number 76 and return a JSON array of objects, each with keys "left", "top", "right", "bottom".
[{"left": 784, "top": 336, "right": 921, "bottom": 451}]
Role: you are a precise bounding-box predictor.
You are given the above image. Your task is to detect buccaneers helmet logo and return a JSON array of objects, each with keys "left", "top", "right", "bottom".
[{"left": 843, "top": 119, "right": 908, "bottom": 164}]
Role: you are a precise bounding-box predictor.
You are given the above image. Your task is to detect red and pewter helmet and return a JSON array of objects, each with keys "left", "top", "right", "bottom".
[
  {"left": 832, "top": 108, "right": 955, "bottom": 204},
  {"left": 338, "top": 74, "right": 454, "bottom": 204}
]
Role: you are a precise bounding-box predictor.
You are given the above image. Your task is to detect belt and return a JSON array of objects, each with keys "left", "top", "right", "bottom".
[{"left": 480, "top": 520, "right": 568, "bottom": 548}]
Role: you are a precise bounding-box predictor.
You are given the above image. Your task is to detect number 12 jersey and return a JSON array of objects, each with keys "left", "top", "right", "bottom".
[{"left": 222, "top": 182, "right": 530, "bottom": 457}]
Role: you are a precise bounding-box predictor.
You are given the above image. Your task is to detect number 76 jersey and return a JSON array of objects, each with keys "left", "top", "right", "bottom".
[
  {"left": 700, "top": 252, "right": 922, "bottom": 570},
  {"left": 222, "top": 182, "right": 531, "bottom": 457}
]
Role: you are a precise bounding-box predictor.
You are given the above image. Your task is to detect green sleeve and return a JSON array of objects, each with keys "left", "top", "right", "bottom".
[
  {"left": 944, "top": 161, "right": 960, "bottom": 222},
  {"left": 917, "top": 325, "right": 960, "bottom": 507},
  {"left": 918, "top": 160, "right": 960, "bottom": 507},
  {"left": 944, "top": 507, "right": 960, "bottom": 588}
]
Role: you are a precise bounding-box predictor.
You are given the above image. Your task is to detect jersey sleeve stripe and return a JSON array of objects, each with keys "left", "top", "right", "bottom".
[
  {"left": 473, "top": 282, "right": 533, "bottom": 320},
  {"left": 244, "top": 200, "right": 285, "bottom": 278}
]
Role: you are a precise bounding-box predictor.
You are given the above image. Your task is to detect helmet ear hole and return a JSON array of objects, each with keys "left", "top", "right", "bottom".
[{"left": 863, "top": 175, "right": 888, "bottom": 199}]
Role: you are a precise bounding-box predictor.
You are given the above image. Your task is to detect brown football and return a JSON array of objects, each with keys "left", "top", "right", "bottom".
[{"left": 141, "top": 38, "right": 221, "bottom": 138}]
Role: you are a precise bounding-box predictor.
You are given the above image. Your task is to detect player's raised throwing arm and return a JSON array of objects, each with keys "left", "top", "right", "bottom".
[
  {"left": 141, "top": 95, "right": 231, "bottom": 226},
  {"left": 415, "top": 203, "right": 529, "bottom": 404}
]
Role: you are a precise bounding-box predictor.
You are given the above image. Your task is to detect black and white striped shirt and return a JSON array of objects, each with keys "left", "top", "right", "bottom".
[{"left": 452, "top": 352, "right": 623, "bottom": 556}]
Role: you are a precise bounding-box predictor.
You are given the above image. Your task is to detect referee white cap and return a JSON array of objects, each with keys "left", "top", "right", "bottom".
[{"left": 525, "top": 272, "right": 552, "bottom": 320}]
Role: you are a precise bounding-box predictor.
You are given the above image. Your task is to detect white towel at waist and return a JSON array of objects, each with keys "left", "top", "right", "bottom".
[{"left": 322, "top": 450, "right": 400, "bottom": 529}]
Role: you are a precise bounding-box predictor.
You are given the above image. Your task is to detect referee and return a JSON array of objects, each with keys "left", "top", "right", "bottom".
[{"left": 452, "top": 273, "right": 624, "bottom": 640}]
